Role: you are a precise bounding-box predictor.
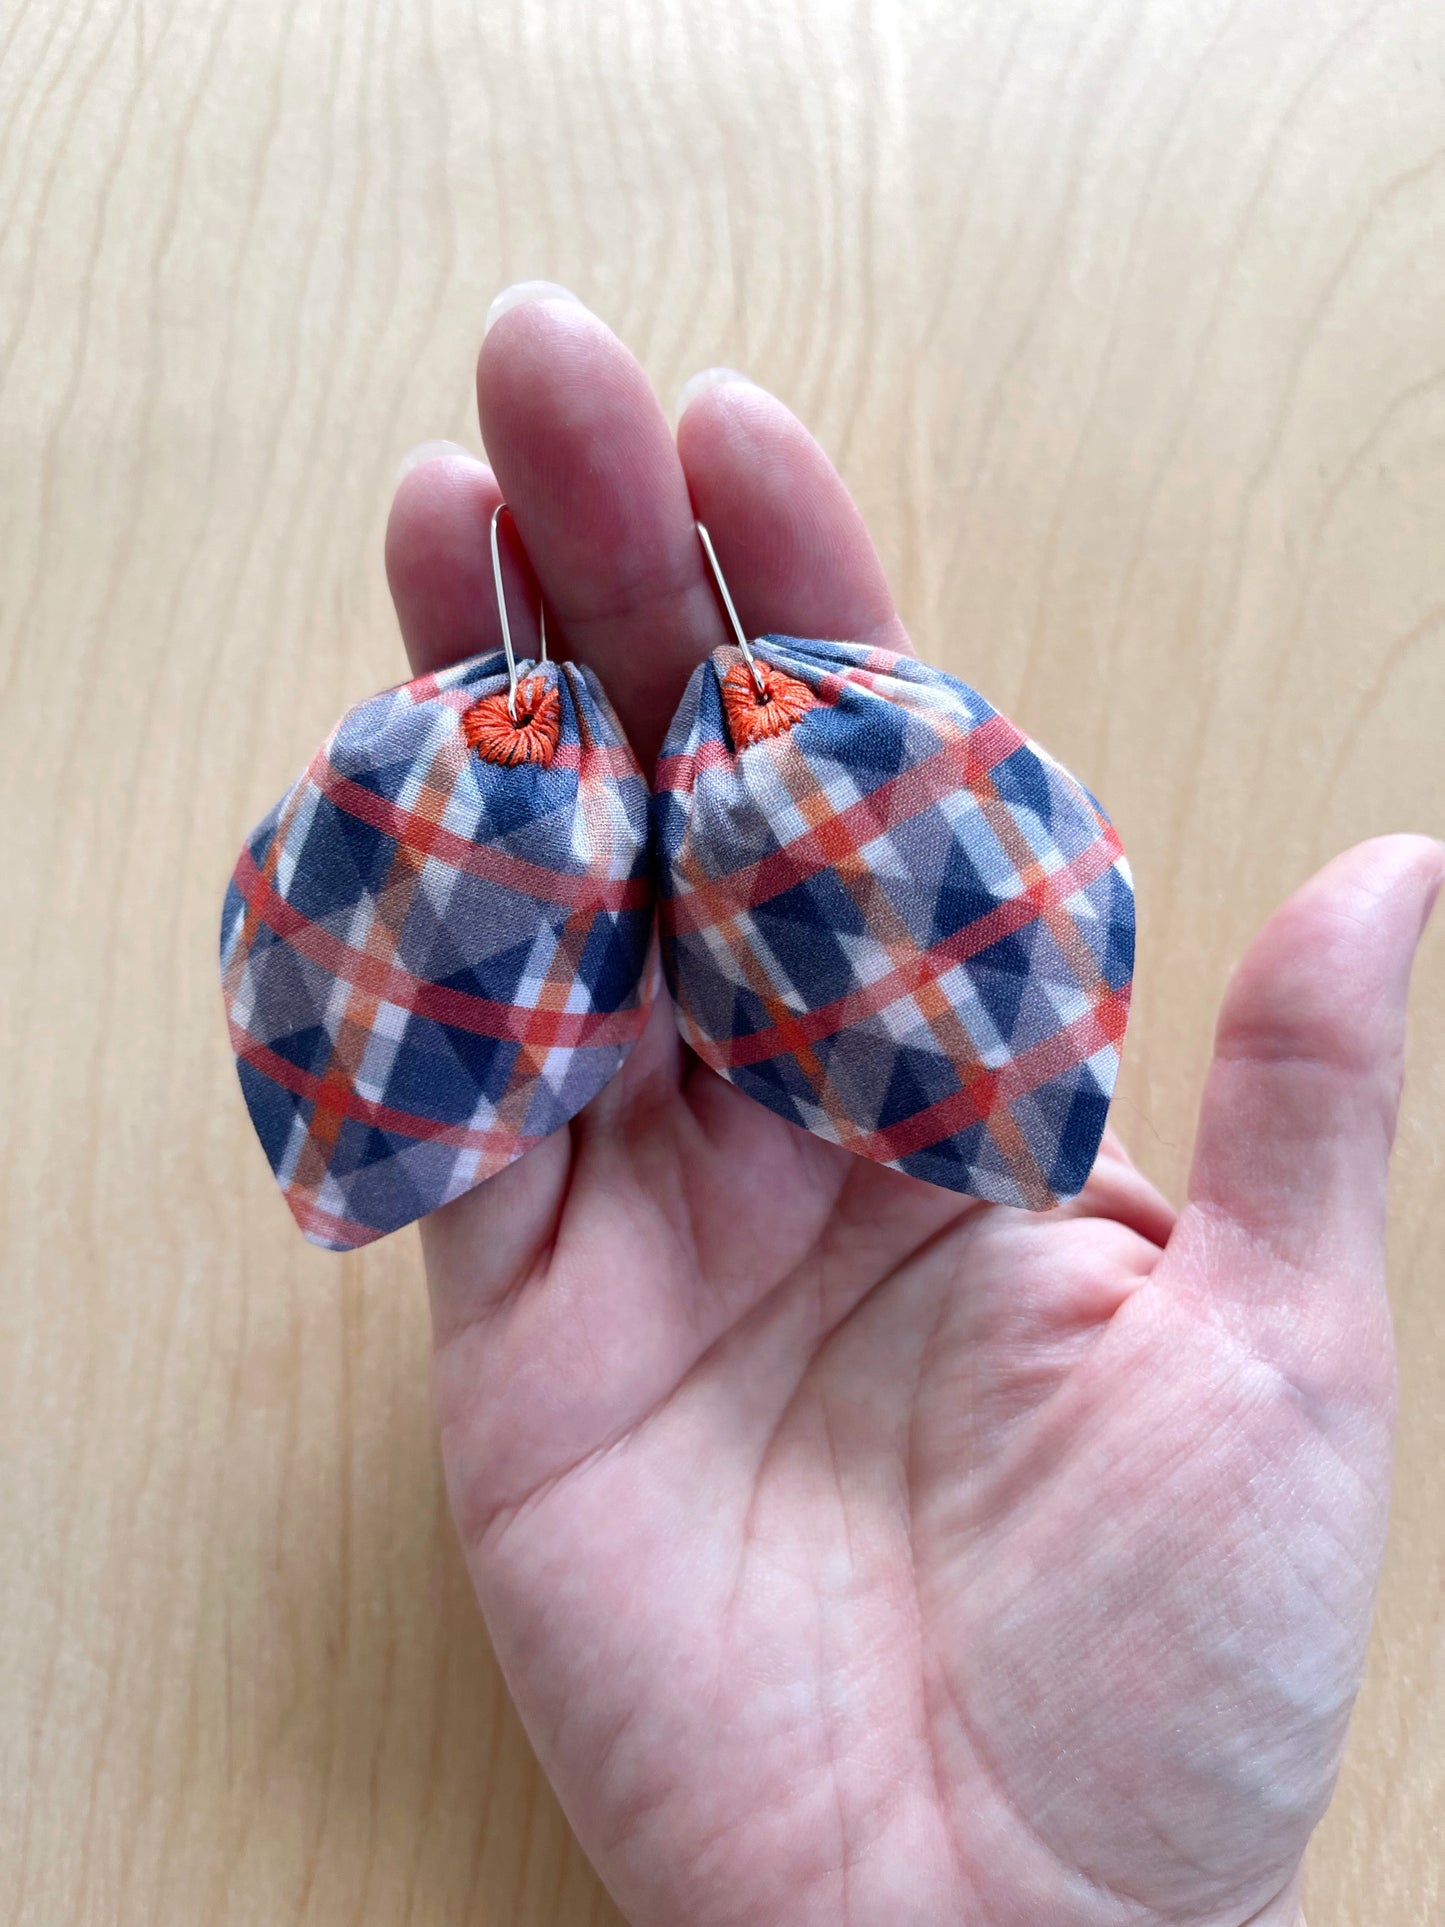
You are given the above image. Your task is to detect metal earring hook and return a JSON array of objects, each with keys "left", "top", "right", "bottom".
[
  {"left": 696, "top": 521, "right": 767, "bottom": 700},
  {"left": 490, "top": 502, "right": 548, "bottom": 720}
]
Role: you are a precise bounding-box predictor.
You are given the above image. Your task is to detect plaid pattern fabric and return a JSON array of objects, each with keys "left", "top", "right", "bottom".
[
  {"left": 654, "top": 636, "right": 1134, "bottom": 1210},
  {"left": 221, "top": 651, "right": 653, "bottom": 1250}
]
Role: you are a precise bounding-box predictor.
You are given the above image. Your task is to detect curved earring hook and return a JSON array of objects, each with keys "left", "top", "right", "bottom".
[
  {"left": 696, "top": 521, "right": 767, "bottom": 700},
  {"left": 490, "top": 502, "right": 548, "bottom": 720}
]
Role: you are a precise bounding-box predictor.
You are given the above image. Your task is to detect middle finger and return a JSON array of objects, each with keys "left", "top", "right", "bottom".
[{"left": 477, "top": 287, "right": 724, "bottom": 773}]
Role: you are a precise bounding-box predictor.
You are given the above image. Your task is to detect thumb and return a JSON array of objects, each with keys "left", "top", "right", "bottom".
[{"left": 1168, "top": 835, "right": 1443, "bottom": 1368}]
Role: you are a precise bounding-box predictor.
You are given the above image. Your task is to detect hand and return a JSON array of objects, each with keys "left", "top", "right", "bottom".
[{"left": 384, "top": 289, "right": 1442, "bottom": 1927}]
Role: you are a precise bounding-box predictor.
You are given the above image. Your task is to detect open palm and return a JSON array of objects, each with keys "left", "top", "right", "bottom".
[{"left": 383, "top": 290, "right": 1441, "bottom": 1927}]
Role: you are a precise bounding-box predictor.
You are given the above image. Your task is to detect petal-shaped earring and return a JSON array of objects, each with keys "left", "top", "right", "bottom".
[
  {"left": 221, "top": 506, "right": 653, "bottom": 1250},
  {"left": 653, "top": 525, "right": 1134, "bottom": 1211}
]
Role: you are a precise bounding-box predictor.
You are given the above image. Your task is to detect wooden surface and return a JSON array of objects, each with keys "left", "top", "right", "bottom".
[{"left": 3, "top": 0, "right": 1443, "bottom": 1920}]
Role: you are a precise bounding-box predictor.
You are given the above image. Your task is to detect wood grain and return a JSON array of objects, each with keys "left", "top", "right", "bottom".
[{"left": 2, "top": 0, "right": 1442, "bottom": 1920}]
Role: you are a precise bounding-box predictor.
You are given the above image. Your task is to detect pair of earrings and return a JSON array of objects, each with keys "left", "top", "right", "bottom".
[{"left": 221, "top": 511, "right": 1134, "bottom": 1250}]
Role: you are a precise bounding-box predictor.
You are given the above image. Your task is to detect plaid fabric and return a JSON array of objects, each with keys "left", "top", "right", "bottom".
[
  {"left": 221, "top": 651, "right": 653, "bottom": 1250},
  {"left": 654, "top": 636, "right": 1134, "bottom": 1210}
]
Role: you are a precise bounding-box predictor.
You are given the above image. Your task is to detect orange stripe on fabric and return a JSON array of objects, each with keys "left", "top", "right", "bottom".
[
  {"left": 673, "top": 830, "right": 1124, "bottom": 1071},
  {"left": 848, "top": 986, "right": 1131, "bottom": 1168},
  {"left": 231, "top": 853, "right": 644, "bottom": 1050},
  {"left": 662, "top": 712, "right": 1026, "bottom": 945},
  {"left": 232, "top": 1023, "right": 602, "bottom": 1153},
  {"left": 310, "top": 765, "right": 649, "bottom": 912}
]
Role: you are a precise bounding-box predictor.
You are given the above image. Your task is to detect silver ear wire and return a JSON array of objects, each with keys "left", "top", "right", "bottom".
[
  {"left": 490, "top": 502, "right": 548, "bottom": 720},
  {"left": 696, "top": 521, "right": 767, "bottom": 700}
]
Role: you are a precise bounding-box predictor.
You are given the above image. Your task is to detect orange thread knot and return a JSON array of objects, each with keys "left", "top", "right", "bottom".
[
  {"left": 462, "top": 676, "right": 561, "bottom": 768},
  {"left": 720, "top": 658, "right": 816, "bottom": 750}
]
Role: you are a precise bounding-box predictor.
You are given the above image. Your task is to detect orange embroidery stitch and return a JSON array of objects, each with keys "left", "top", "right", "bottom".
[
  {"left": 462, "top": 676, "right": 561, "bottom": 768},
  {"left": 720, "top": 659, "right": 815, "bottom": 750}
]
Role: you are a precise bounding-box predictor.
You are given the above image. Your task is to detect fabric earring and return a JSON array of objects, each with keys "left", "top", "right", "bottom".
[
  {"left": 653, "top": 525, "right": 1134, "bottom": 1211},
  {"left": 220, "top": 505, "right": 653, "bottom": 1250}
]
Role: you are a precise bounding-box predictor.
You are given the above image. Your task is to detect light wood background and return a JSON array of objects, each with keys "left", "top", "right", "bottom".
[{"left": 3, "top": 0, "right": 1443, "bottom": 1921}]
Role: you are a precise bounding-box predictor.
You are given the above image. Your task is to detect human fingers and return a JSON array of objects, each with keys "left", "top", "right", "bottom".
[{"left": 675, "top": 370, "right": 908, "bottom": 655}]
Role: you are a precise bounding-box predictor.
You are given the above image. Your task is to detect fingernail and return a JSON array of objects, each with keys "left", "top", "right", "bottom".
[
  {"left": 395, "top": 438, "right": 476, "bottom": 482},
  {"left": 484, "top": 280, "right": 586, "bottom": 334},
  {"left": 674, "top": 366, "right": 756, "bottom": 416}
]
